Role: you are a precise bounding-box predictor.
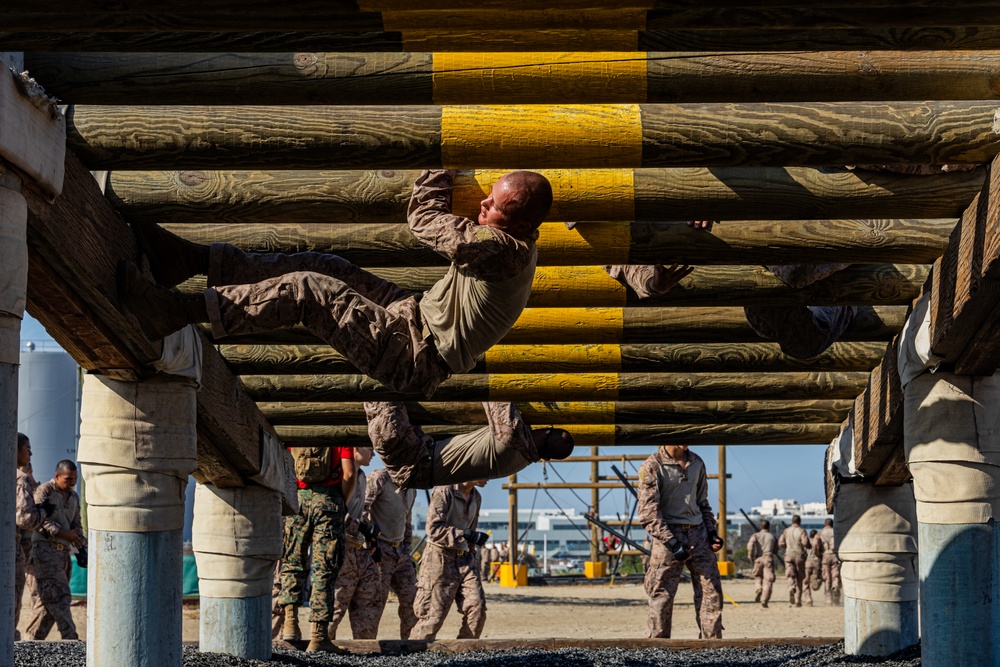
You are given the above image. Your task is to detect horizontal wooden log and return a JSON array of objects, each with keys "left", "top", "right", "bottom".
[
  {"left": 242, "top": 372, "right": 869, "bottom": 402},
  {"left": 162, "top": 218, "right": 955, "bottom": 266},
  {"left": 106, "top": 167, "right": 986, "bottom": 224},
  {"left": 638, "top": 28, "right": 1000, "bottom": 52},
  {"left": 0, "top": 67, "right": 65, "bottom": 197},
  {"left": 0, "top": 32, "right": 406, "bottom": 53},
  {"left": 25, "top": 51, "right": 1000, "bottom": 105},
  {"left": 275, "top": 422, "right": 842, "bottom": 446},
  {"left": 257, "top": 399, "right": 855, "bottom": 425},
  {"left": 66, "top": 102, "right": 1000, "bottom": 169},
  {"left": 208, "top": 305, "right": 906, "bottom": 346}
]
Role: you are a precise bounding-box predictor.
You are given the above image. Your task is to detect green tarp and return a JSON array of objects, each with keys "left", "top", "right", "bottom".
[{"left": 70, "top": 554, "right": 201, "bottom": 598}]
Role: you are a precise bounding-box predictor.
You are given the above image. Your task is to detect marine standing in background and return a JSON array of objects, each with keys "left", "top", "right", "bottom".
[
  {"left": 362, "top": 467, "right": 419, "bottom": 639},
  {"left": 778, "top": 515, "right": 811, "bottom": 608},
  {"left": 819, "top": 518, "right": 842, "bottom": 606},
  {"left": 410, "top": 481, "right": 490, "bottom": 640},
  {"left": 637, "top": 445, "right": 724, "bottom": 639},
  {"left": 14, "top": 434, "right": 52, "bottom": 639},
  {"left": 804, "top": 529, "right": 823, "bottom": 606},
  {"left": 24, "top": 460, "right": 84, "bottom": 641},
  {"left": 746, "top": 520, "right": 776, "bottom": 608}
]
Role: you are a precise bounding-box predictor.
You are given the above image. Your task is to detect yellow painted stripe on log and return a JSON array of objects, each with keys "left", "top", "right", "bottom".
[
  {"left": 432, "top": 52, "right": 648, "bottom": 104},
  {"left": 441, "top": 105, "right": 643, "bottom": 168},
  {"left": 518, "top": 402, "right": 616, "bottom": 424},
  {"left": 487, "top": 373, "right": 620, "bottom": 400},
  {"left": 555, "top": 424, "right": 616, "bottom": 448},
  {"left": 538, "top": 221, "right": 631, "bottom": 265},
  {"left": 507, "top": 307, "right": 624, "bottom": 341},
  {"left": 531, "top": 266, "right": 627, "bottom": 307},
  {"left": 400, "top": 31, "right": 641, "bottom": 52},
  {"left": 485, "top": 344, "right": 623, "bottom": 372},
  {"left": 453, "top": 170, "right": 635, "bottom": 221}
]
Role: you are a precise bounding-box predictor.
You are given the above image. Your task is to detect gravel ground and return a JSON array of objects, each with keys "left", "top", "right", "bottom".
[{"left": 14, "top": 642, "right": 921, "bottom": 667}]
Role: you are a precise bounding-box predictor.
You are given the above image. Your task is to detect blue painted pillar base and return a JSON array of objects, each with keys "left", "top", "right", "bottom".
[
  {"left": 87, "top": 529, "right": 183, "bottom": 667},
  {"left": 844, "top": 597, "right": 918, "bottom": 656},
  {"left": 919, "top": 522, "right": 995, "bottom": 667},
  {"left": 200, "top": 596, "right": 272, "bottom": 660}
]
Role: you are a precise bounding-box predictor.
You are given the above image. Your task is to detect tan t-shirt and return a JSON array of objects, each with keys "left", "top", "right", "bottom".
[
  {"left": 432, "top": 402, "right": 538, "bottom": 484},
  {"left": 364, "top": 468, "right": 416, "bottom": 545},
  {"left": 780, "top": 525, "right": 809, "bottom": 558},
  {"left": 747, "top": 530, "right": 777, "bottom": 559},
  {"left": 345, "top": 468, "right": 367, "bottom": 545}
]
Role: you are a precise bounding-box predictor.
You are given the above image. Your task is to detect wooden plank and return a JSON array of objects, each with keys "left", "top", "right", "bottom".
[
  {"left": 638, "top": 27, "right": 1000, "bottom": 52},
  {"left": 646, "top": 7, "right": 1000, "bottom": 29},
  {"left": 105, "top": 166, "right": 985, "bottom": 224},
  {"left": 874, "top": 445, "right": 910, "bottom": 486},
  {"left": 0, "top": 32, "right": 404, "bottom": 53},
  {"left": 0, "top": 68, "right": 65, "bottom": 196},
  {"left": 65, "top": 102, "right": 1000, "bottom": 170}
]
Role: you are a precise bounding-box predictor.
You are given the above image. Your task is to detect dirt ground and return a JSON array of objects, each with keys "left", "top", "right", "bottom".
[{"left": 24, "top": 577, "right": 842, "bottom": 643}]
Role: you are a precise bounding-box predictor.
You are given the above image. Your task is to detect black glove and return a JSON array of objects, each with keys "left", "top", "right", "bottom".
[
  {"left": 707, "top": 530, "right": 724, "bottom": 550},
  {"left": 463, "top": 530, "right": 489, "bottom": 547},
  {"left": 666, "top": 537, "right": 690, "bottom": 562},
  {"left": 370, "top": 541, "right": 383, "bottom": 565},
  {"left": 358, "top": 521, "right": 380, "bottom": 542},
  {"left": 76, "top": 547, "right": 88, "bottom": 569},
  {"left": 37, "top": 500, "right": 56, "bottom": 517}
]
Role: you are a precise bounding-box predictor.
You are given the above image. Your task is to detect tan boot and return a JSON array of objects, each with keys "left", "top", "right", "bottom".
[
  {"left": 282, "top": 605, "right": 301, "bottom": 641},
  {"left": 306, "top": 621, "right": 340, "bottom": 653}
]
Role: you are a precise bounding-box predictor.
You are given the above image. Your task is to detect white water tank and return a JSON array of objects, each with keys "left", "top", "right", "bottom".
[{"left": 17, "top": 344, "right": 80, "bottom": 485}]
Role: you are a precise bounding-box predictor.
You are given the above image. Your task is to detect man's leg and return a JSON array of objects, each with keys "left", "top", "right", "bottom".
[
  {"left": 14, "top": 543, "right": 25, "bottom": 640},
  {"left": 802, "top": 563, "right": 815, "bottom": 606},
  {"left": 25, "top": 545, "right": 75, "bottom": 640},
  {"left": 363, "top": 402, "right": 435, "bottom": 490},
  {"left": 347, "top": 551, "right": 383, "bottom": 640},
  {"left": 306, "top": 488, "right": 346, "bottom": 623},
  {"left": 278, "top": 494, "right": 313, "bottom": 612},
  {"left": 685, "top": 533, "right": 724, "bottom": 639},
  {"left": 752, "top": 558, "right": 763, "bottom": 602},
  {"left": 822, "top": 557, "right": 833, "bottom": 604},
  {"left": 270, "top": 558, "right": 283, "bottom": 639},
  {"left": 455, "top": 554, "right": 487, "bottom": 639},
  {"left": 390, "top": 548, "right": 419, "bottom": 639},
  {"left": 328, "top": 546, "right": 360, "bottom": 640},
  {"left": 409, "top": 547, "right": 459, "bottom": 641},
  {"left": 831, "top": 559, "right": 843, "bottom": 605},
  {"left": 762, "top": 560, "right": 775, "bottom": 606},
  {"left": 786, "top": 557, "right": 804, "bottom": 606},
  {"left": 643, "top": 541, "right": 684, "bottom": 639}
]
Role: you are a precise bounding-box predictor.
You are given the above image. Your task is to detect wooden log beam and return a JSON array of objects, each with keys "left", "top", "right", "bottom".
[
  {"left": 638, "top": 28, "right": 1000, "bottom": 52},
  {"left": 241, "top": 371, "right": 869, "bottom": 402},
  {"left": 20, "top": 151, "right": 293, "bottom": 503},
  {"left": 161, "top": 219, "right": 955, "bottom": 266},
  {"left": 24, "top": 51, "right": 1000, "bottom": 105},
  {"left": 65, "top": 102, "right": 1000, "bottom": 170},
  {"left": 222, "top": 342, "right": 886, "bottom": 375},
  {"left": 275, "top": 422, "right": 842, "bottom": 446},
  {"left": 207, "top": 305, "right": 906, "bottom": 346},
  {"left": 257, "top": 399, "right": 855, "bottom": 425},
  {"left": 105, "top": 167, "right": 986, "bottom": 224}
]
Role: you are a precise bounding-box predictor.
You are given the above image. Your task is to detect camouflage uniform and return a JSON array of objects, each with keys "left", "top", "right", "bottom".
[
  {"left": 362, "top": 468, "right": 418, "bottom": 639},
  {"left": 603, "top": 265, "right": 674, "bottom": 299},
  {"left": 203, "top": 170, "right": 537, "bottom": 398},
  {"left": 778, "top": 524, "right": 811, "bottom": 607},
  {"left": 744, "top": 264, "right": 856, "bottom": 359},
  {"left": 330, "top": 468, "right": 383, "bottom": 639},
  {"left": 819, "top": 525, "right": 842, "bottom": 605},
  {"left": 410, "top": 485, "right": 486, "bottom": 640},
  {"left": 746, "top": 528, "right": 777, "bottom": 606},
  {"left": 278, "top": 485, "right": 346, "bottom": 622},
  {"left": 804, "top": 535, "right": 823, "bottom": 605},
  {"left": 15, "top": 469, "right": 46, "bottom": 639},
  {"left": 25, "top": 479, "right": 84, "bottom": 641},
  {"left": 637, "top": 448, "right": 723, "bottom": 639},
  {"left": 270, "top": 555, "right": 284, "bottom": 639},
  {"left": 363, "top": 401, "right": 537, "bottom": 490}
]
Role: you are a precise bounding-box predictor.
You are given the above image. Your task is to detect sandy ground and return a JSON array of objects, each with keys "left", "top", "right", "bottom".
[{"left": 22, "top": 577, "right": 842, "bottom": 643}]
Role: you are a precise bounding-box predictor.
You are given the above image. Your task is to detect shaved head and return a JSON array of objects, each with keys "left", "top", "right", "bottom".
[{"left": 498, "top": 171, "right": 553, "bottom": 229}]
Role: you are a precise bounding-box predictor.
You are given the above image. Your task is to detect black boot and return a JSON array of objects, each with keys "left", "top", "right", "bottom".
[
  {"left": 118, "top": 261, "right": 207, "bottom": 341},
  {"left": 132, "top": 223, "right": 209, "bottom": 288}
]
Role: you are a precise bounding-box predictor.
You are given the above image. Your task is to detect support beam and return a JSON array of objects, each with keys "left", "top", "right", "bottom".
[
  {"left": 23, "top": 51, "right": 1000, "bottom": 105},
  {"left": 258, "top": 400, "right": 855, "bottom": 426},
  {"left": 162, "top": 218, "right": 955, "bottom": 266},
  {"left": 243, "top": 372, "right": 869, "bottom": 402},
  {"left": 106, "top": 167, "right": 985, "bottom": 224},
  {"left": 225, "top": 342, "right": 886, "bottom": 376},
  {"left": 65, "top": 102, "right": 1000, "bottom": 169}
]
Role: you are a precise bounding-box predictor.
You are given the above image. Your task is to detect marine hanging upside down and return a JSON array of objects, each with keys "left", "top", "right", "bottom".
[
  {"left": 120, "top": 169, "right": 553, "bottom": 398},
  {"left": 364, "top": 400, "right": 574, "bottom": 490}
]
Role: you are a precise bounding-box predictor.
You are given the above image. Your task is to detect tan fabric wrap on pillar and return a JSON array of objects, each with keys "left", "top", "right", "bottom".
[
  {"left": 78, "top": 374, "right": 198, "bottom": 532},
  {"left": 0, "top": 187, "right": 27, "bottom": 365},
  {"left": 835, "top": 482, "right": 918, "bottom": 602},
  {"left": 904, "top": 371, "right": 1000, "bottom": 524},
  {"left": 192, "top": 483, "right": 283, "bottom": 598}
]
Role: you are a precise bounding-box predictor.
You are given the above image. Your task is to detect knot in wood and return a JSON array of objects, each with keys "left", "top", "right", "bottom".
[
  {"left": 179, "top": 171, "right": 206, "bottom": 187},
  {"left": 294, "top": 53, "right": 319, "bottom": 69},
  {"left": 856, "top": 53, "right": 881, "bottom": 78}
]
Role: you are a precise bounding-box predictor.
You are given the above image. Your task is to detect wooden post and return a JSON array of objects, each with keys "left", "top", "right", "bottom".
[
  {"left": 717, "top": 445, "right": 727, "bottom": 564},
  {"left": 507, "top": 472, "right": 517, "bottom": 586},
  {"left": 590, "top": 446, "right": 600, "bottom": 567}
]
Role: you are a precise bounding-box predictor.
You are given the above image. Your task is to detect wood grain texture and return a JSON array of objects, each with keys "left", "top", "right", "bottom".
[
  {"left": 274, "top": 422, "right": 842, "bottom": 446},
  {"left": 258, "top": 399, "right": 854, "bottom": 425},
  {"left": 646, "top": 7, "right": 1000, "bottom": 29},
  {"left": 240, "top": 371, "right": 869, "bottom": 402},
  {"left": 874, "top": 445, "right": 910, "bottom": 486},
  {"left": 6, "top": 10, "right": 384, "bottom": 32},
  {"left": 638, "top": 28, "right": 1000, "bottom": 52},
  {"left": 0, "top": 69, "right": 65, "bottom": 197},
  {"left": 220, "top": 342, "right": 884, "bottom": 375},
  {"left": 0, "top": 33, "right": 404, "bottom": 53},
  {"left": 106, "top": 167, "right": 984, "bottom": 225},
  {"left": 159, "top": 219, "right": 953, "bottom": 266},
  {"left": 640, "top": 102, "right": 1000, "bottom": 167}
]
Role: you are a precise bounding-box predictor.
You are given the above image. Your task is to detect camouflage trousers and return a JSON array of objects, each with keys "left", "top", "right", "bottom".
[
  {"left": 785, "top": 555, "right": 807, "bottom": 606},
  {"left": 371, "top": 541, "right": 418, "bottom": 639},
  {"left": 14, "top": 539, "right": 26, "bottom": 640},
  {"left": 363, "top": 402, "right": 437, "bottom": 491},
  {"left": 644, "top": 525, "right": 723, "bottom": 639},
  {"left": 330, "top": 541, "right": 383, "bottom": 639},
  {"left": 205, "top": 243, "right": 451, "bottom": 398},
  {"left": 411, "top": 545, "right": 486, "bottom": 641},
  {"left": 24, "top": 541, "right": 77, "bottom": 640},
  {"left": 270, "top": 557, "right": 283, "bottom": 639},
  {"left": 278, "top": 486, "right": 346, "bottom": 622},
  {"left": 822, "top": 554, "right": 842, "bottom": 605},
  {"left": 751, "top": 555, "right": 775, "bottom": 605},
  {"left": 744, "top": 305, "right": 857, "bottom": 359},
  {"left": 805, "top": 558, "right": 823, "bottom": 604}
]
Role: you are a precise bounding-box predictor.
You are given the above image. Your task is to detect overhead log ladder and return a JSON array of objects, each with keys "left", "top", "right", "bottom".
[
  {"left": 25, "top": 51, "right": 1000, "bottom": 105},
  {"left": 64, "top": 102, "right": 1000, "bottom": 170}
]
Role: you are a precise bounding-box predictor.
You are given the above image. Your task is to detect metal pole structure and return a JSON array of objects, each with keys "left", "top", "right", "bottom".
[
  {"left": 718, "top": 445, "right": 728, "bottom": 563},
  {"left": 508, "top": 472, "right": 518, "bottom": 584},
  {"left": 590, "top": 447, "right": 600, "bottom": 566}
]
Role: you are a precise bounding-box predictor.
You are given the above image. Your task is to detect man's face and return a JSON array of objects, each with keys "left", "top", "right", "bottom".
[
  {"left": 355, "top": 447, "right": 373, "bottom": 466},
  {"left": 479, "top": 177, "right": 517, "bottom": 230},
  {"left": 17, "top": 440, "right": 31, "bottom": 468},
  {"left": 474, "top": 479, "right": 488, "bottom": 488},
  {"left": 55, "top": 470, "right": 77, "bottom": 491}
]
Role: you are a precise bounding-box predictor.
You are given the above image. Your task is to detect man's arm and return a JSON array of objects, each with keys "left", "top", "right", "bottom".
[
  {"left": 407, "top": 170, "right": 514, "bottom": 276},
  {"left": 15, "top": 475, "right": 45, "bottom": 532},
  {"left": 484, "top": 402, "right": 537, "bottom": 461},
  {"left": 695, "top": 463, "right": 717, "bottom": 532},
  {"left": 340, "top": 452, "right": 357, "bottom": 511},
  {"left": 71, "top": 494, "right": 85, "bottom": 544},
  {"left": 403, "top": 491, "right": 414, "bottom": 551},
  {"left": 604, "top": 264, "right": 694, "bottom": 299},
  {"left": 778, "top": 530, "right": 787, "bottom": 550},
  {"left": 35, "top": 484, "right": 62, "bottom": 538},
  {"left": 636, "top": 462, "right": 675, "bottom": 544},
  {"left": 799, "top": 529, "right": 811, "bottom": 549},
  {"left": 747, "top": 533, "right": 759, "bottom": 560},
  {"left": 425, "top": 487, "right": 465, "bottom": 549}
]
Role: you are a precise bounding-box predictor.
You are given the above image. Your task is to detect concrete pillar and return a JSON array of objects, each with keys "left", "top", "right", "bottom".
[
  {"left": 903, "top": 371, "right": 1000, "bottom": 667},
  {"left": 192, "top": 483, "right": 282, "bottom": 660},
  {"left": 834, "top": 481, "right": 919, "bottom": 656},
  {"left": 79, "top": 374, "right": 198, "bottom": 667},
  {"left": 1, "top": 178, "right": 27, "bottom": 659}
]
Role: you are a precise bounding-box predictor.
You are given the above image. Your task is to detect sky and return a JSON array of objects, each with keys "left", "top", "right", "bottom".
[{"left": 19, "top": 314, "right": 830, "bottom": 515}]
